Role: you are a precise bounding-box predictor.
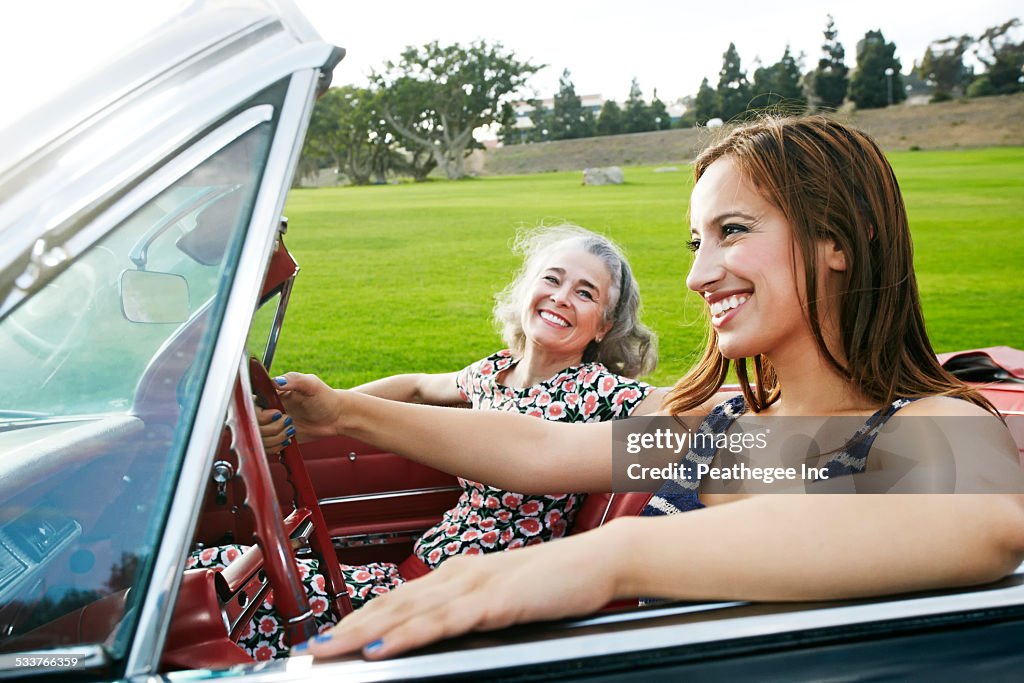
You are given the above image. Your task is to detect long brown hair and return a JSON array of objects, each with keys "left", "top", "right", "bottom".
[{"left": 666, "top": 116, "right": 993, "bottom": 415}]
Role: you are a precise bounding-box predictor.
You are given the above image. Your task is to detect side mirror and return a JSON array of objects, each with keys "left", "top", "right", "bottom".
[{"left": 120, "top": 270, "right": 190, "bottom": 323}]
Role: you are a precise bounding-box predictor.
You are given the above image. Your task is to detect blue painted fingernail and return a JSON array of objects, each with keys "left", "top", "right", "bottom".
[
  {"left": 292, "top": 640, "right": 309, "bottom": 653},
  {"left": 272, "top": 412, "right": 282, "bottom": 421},
  {"left": 314, "top": 633, "right": 333, "bottom": 643},
  {"left": 274, "top": 377, "right": 288, "bottom": 386},
  {"left": 365, "top": 639, "right": 384, "bottom": 654},
  {"left": 282, "top": 439, "right": 291, "bottom": 447},
  {"left": 284, "top": 416, "right": 293, "bottom": 427},
  {"left": 286, "top": 426, "right": 296, "bottom": 437}
]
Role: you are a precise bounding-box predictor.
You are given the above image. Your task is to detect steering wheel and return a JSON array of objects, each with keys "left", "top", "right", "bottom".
[{"left": 242, "top": 358, "right": 353, "bottom": 629}]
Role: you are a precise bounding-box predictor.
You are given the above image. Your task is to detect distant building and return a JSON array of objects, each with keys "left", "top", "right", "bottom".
[{"left": 512, "top": 94, "right": 604, "bottom": 129}]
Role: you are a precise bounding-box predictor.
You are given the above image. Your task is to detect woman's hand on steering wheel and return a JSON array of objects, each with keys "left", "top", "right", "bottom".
[
  {"left": 260, "top": 372, "right": 344, "bottom": 443},
  {"left": 257, "top": 407, "right": 294, "bottom": 454}
]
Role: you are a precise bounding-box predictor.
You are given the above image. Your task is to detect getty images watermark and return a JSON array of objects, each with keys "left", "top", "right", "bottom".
[{"left": 612, "top": 414, "right": 1024, "bottom": 494}]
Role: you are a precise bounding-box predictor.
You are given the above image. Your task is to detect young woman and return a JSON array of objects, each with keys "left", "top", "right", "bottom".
[
  {"left": 195, "top": 224, "right": 666, "bottom": 659},
  {"left": 274, "top": 116, "right": 1024, "bottom": 660}
]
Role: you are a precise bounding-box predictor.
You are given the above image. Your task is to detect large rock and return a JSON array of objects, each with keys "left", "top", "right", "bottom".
[{"left": 583, "top": 166, "right": 624, "bottom": 186}]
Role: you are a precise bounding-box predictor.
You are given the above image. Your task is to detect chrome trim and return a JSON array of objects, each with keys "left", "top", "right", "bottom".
[
  {"left": 596, "top": 493, "right": 616, "bottom": 527},
  {"left": 124, "top": 66, "right": 324, "bottom": 677},
  {"left": 319, "top": 486, "right": 463, "bottom": 506},
  {"left": 253, "top": 570, "right": 1024, "bottom": 681},
  {"left": 263, "top": 274, "right": 295, "bottom": 369},
  {"left": 287, "top": 609, "right": 314, "bottom": 625},
  {"left": 332, "top": 530, "right": 427, "bottom": 549}
]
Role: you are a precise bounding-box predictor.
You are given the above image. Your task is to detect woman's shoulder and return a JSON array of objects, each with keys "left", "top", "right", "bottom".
[
  {"left": 464, "top": 350, "right": 517, "bottom": 376},
  {"left": 893, "top": 395, "right": 995, "bottom": 418}
]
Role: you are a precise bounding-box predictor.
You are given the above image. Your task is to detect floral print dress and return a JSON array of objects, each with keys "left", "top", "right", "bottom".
[{"left": 190, "top": 350, "right": 651, "bottom": 659}]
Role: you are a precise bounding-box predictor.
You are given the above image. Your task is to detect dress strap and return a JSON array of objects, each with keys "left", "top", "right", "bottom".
[
  {"left": 823, "top": 397, "right": 919, "bottom": 476},
  {"left": 640, "top": 395, "right": 747, "bottom": 516}
]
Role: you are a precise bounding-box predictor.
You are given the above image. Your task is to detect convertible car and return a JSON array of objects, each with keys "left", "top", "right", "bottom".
[{"left": 1, "top": 1, "right": 1023, "bottom": 681}]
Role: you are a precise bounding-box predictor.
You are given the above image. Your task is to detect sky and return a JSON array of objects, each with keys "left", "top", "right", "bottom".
[{"left": 1, "top": 0, "right": 1020, "bottom": 130}]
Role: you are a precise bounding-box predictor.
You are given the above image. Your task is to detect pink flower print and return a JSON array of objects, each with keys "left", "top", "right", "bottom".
[
  {"left": 516, "top": 518, "right": 543, "bottom": 536},
  {"left": 199, "top": 547, "right": 218, "bottom": 563},
  {"left": 480, "top": 530, "right": 499, "bottom": 548},
  {"left": 352, "top": 570, "right": 372, "bottom": 582},
  {"left": 582, "top": 392, "right": 598, "bottom": 418},
  {"left": 536, "top": 391, "right": 552, "bottom": 407},
  {"left": 444, "top": 541, "right": 461, "bottom": 555},
  {"left": 598, "top": 375, "right": 618, "bottom": 397},
  {"left": 565, "top": 392, "right": 580, "bottom": 407},
  {"left": 614, "top": 387, "right": 640, "bottom": 408},
  {"left": 526, "top": 407, "right": 544, "bottom": 419},
  {"left": 309, "top": 596, "right": 329, "bottom": 616},
  {"left": 258, "top": 616, "right": 278, "bottom": 636},
  {"left": 496, "top": 509, "right": 512, "bottom": 523},
  {"left": 545, "top": 401, "right": 566, "bottom": 419},
  {"left": 461, "top": 529, "right": 481, "bottom": 542},
  {"left": 253, "top": 643, "right": 277, "bottom": 661},
  {"left": 502, "top": 492, "right": 523, "bottom": 508},
  {"left": 479, "top": 518, "right": 496, "bottom": 530},
  {"left": 220, "top": 546, "right": 242, "bottom": 565},
  {"left": 485, "top": 495, "right": 500, "bottom": 509},
  {"left": 311, "top": 574, "right": 326, "bottom": 595},
  {"left": 428, "top": 548, "right": 443, "bottom": 564},
  {"left": 480, "top": 361, "right": 495, "bottom": 376},
  {"left": 519, "top": 500, "right": 541, "bottom": 516}
]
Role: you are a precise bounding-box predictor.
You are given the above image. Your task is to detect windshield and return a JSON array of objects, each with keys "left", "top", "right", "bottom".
[{"left": 0, "top": 117, "right": 273, "bottom": 661}]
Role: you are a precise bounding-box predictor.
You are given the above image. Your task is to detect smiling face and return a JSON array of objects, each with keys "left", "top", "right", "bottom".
[
  {"left": 520, "top": 247, "right": 615, "bottom": 362},
  {"left": 686, "top": 157, "right": 843, "bottom": 364}
]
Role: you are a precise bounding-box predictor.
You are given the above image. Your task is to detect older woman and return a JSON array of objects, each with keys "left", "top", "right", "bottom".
[{"left": 194, "top": 224, "right": 665, "bottom": 659}]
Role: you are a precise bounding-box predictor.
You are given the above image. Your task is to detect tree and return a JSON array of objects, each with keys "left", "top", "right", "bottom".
[
  {"left": 849, "top": 29, "right": 906, "bottom": 109},
  {"left": 751, "top": 46, "right": 807, "bottom": 112},
  {"left": 550, "top": 69, "right": 595, "bottom": 140},
  {"left": 649, "top": 89, "right": 671, "bottom": 130},
  {"left": 374, "top": 40, "right": 541, "bottom": 179},
  {"left": 969, "top": 18, "right": 1024, "bottom": 96},
  {"left": 812, "top": 15, "right": 850, "bottom": 111},
  {"left": 693, "top": 77, "right": 720, "bottom": 124},
  {"left": 917, "top": 35, "right": 974, "bottom": 100},
  {"left": 622, "top": 78, "right": 656, "bottom": 133},
  {"left": 595, "top": 99, "right": 623, "bottom": 136},
  {"left": 299, "top": 86, "right": 402, "bottom": 186},
  {"left": 716, "top": 43, "right": 752, "bottom": 121}
]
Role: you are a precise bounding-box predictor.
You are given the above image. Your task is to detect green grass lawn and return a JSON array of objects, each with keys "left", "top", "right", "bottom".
[{"left": 275, "top": 147, "right": 1024, "bottom": 388}]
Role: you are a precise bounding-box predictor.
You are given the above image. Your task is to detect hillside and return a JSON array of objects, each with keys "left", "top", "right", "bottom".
[{"left": 468, "top": 93, "right": 1024, "bottom": 176}]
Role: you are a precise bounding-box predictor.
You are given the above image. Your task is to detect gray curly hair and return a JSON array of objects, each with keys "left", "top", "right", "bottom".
[{"left": 493, "top": 224, "right": 657, "bottom": 378}]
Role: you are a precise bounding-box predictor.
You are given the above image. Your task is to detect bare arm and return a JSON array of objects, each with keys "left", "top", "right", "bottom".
[
  {"left": 633, "top": 387, "right": 669, "bottom": 416},
  {"left": 351, "top": 371, "right": 465, "bottom": 405},
  {"left": 301, "top": 493, "right": 1024, "bottom": 660},
  {"left": 275, "top": 372, "right": 618, "bottom": 493}
]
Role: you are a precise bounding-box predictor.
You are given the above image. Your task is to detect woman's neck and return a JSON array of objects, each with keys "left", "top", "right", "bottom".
[
  {"left": 761, "top": 344, "right": 875, "bottom": 417},
  {"left": 503, "top": 347, "right": 584, "bottom": 389}
]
